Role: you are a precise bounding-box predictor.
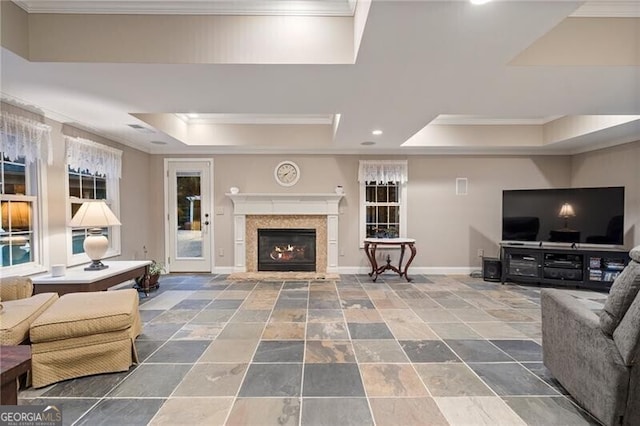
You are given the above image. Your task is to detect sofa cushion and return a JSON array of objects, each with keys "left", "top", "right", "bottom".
[
  {"left": 0, "top": 292, "right": 59, "bottom": 345},
  {"left": 600, "top": 256, "right": 640, "bottom": 336},
  {"left": 30, "top": 289, "right": 139, "bottom": 343},
  {"left": 0, "top": 276, "right": 34, "bottom": 301},
  {"left": 613, "top": 290, "right": 640, "bottom": 365}
]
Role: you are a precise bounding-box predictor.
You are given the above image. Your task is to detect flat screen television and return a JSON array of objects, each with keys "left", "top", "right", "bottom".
[{"left": 502, "top": 187, "right": 625, "bottom": 246}]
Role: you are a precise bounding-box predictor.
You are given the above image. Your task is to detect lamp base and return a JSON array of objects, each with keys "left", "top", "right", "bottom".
[{"left": 84, "top": 260, "right": 109, "bottom": 271}]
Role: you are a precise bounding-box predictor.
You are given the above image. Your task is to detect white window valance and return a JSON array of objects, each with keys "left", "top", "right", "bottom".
[
  {"left": 65, "top": 136, "right": 122, "bottom": 178},
  {"left": 0, "top": 111, "right": 53, "bottom": 164},
  {"left": 358, "top": 160, "right": 408, "bottom": 183}
]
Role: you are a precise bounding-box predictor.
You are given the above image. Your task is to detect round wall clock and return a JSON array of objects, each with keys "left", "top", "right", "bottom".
[{"left": 274, "top": 160, "right": 300, "bottom": 187}]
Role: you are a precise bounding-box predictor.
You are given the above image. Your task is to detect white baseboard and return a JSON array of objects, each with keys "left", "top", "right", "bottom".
[
  {"left": 337, "top": 266, "right": 477, "bottom": 275},
  {"left": 212, "top": 266, "right": 478, "bottom": 276},
  {"left": 213, "top": 266, "right": 235, "bottom": 274}
]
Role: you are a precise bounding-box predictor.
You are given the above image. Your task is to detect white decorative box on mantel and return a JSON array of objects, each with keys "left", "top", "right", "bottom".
[{"left": 227, "top": 193, "right": 344, "bottom": 273}]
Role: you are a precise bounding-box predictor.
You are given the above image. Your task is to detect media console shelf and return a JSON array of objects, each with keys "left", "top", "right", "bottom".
[{"left": 501, "top": 244, "right": 630, "bottom": 291}]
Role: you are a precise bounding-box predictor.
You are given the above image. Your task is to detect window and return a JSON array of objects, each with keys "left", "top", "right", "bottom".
[
  {"left": 0, "top": 111, "right": 51, "bottom": 273},
  {"left": 0, "top": 154, "right": 38, "bottom": 268},
  {"left": 68, "top": 167, "right": 113, "bottom": 256},
  {"left": 65, "top": 136, "right": 122, "bottom": 265},
  {"left": 365, "top": 181, "right": 401, "bottom": 238},
  {"left": 359, "top": 160, "right": 408, "bottom": 244}
]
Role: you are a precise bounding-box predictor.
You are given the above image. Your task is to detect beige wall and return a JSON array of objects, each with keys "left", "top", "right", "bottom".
[
  {"left": 148, "top": 154, "right": 572, "bottom": 271},
  {"left": 571, "top": 140, "right": 640, "bottom": 247}
]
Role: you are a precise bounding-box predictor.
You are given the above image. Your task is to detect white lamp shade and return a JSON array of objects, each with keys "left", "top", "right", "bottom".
[
  {"left": 69, "top": 201, "right": 121, "bottom": 228},
  {"left": 558, "top": 203, "right": 576, "bottom": 218}
]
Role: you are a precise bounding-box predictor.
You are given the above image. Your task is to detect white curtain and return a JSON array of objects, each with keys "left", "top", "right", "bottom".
[
  {"left": 0, "top": 111, "right": 53, "bottom": 164},
  {"left": 358, "top": 160, "right": 408, "bottom": 183},
  {"left": 65, "top": 136, "right": 122, "bottom": 178}
]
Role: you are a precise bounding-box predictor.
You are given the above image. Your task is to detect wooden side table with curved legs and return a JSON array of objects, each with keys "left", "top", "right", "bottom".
[{"left": 364, "top": 238, "right": 417, "bottom": 282}]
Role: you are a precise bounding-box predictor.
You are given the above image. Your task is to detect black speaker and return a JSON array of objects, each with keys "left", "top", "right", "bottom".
[{"left": 483, "top": 257, "right": 502, "bottom": 282}]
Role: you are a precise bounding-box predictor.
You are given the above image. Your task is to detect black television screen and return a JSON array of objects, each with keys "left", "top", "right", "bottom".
[{"left": 502, "top": 187, "right": 625, "bottom": 245}]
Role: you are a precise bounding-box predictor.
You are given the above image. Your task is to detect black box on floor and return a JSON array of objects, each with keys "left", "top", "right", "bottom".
[{"left": 483, "top": 257, "right": 502, "bottom": 282}]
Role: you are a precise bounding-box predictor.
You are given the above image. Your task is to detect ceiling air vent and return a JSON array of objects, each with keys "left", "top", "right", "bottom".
[{"left": 127, "top": 124, "right": 155, "bottom": 133}]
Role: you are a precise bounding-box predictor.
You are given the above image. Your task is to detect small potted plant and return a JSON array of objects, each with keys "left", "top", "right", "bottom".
[
  {"left": 135, "top": 260, "right": 165, "bottom": 293},
  {"left": 147, "top": 260, "right": 166, "bottom": 288}
]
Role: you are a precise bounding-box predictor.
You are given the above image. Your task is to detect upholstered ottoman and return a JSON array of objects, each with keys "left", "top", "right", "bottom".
[{"left": 29, "top": 289, "right": 141, "bottom": 388}]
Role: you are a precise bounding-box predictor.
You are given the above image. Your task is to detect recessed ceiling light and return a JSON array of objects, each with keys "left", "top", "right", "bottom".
[
  {"left": 150, "top": 140, "right": 167, "bottom": 145},
  {"left": 470, "top": 0, "right": 492, "bottom": 5},
  {"left": 361, "top": 141, "right": 376, "bottom": 146},
  {"left": 372, "top": 129, "right": 383, "bottom": 136}
]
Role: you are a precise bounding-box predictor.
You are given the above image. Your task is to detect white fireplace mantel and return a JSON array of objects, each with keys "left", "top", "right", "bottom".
[
  {"left": 227, "top": 193, "right": 343, "bottom": 215},
  {"left": 227, "top": 193, "right": 344, "bottom": 273}
]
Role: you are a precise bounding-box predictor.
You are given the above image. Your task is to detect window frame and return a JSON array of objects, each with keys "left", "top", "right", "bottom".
[
  {"left": 66, "top": 167, "right": 121, "bottom": 266},
  {"left": 359, "top": 179, "right": 407, "bottom": 247},
  {"left": 0, "top": 154, "right": 48, "bottom": 275}
]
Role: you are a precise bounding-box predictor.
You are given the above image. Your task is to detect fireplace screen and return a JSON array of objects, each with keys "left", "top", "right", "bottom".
[{"left": 258, "top": 228, "right": 316, "bottom": 272}]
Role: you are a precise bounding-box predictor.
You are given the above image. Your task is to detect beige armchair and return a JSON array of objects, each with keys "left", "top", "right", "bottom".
[{"left": 0, "top": 276, "right": 58, "bottom": 345}]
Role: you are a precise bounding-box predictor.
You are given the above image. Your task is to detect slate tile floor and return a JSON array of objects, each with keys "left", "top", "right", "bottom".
[{"left": 19, "top": 274, "right": 607, "bottom": 425}]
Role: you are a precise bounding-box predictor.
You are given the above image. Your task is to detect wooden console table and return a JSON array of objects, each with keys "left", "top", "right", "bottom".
[
  {"left": 31, "top": 260, "right": 154, "bottom": 296},
  {"left": 0, "top": 345, "right": 31, "bottom": 405},
  {"left": 364, "top": 238, "right": 417, "bottom": 282}
]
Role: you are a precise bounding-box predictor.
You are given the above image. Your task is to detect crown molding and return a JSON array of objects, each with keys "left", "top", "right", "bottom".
[
  {"left": 11, "top": 0, "right": 356, "bottom": 16},
  {"left": 571, "top": 1, "right": 640, "bottom": 17}
]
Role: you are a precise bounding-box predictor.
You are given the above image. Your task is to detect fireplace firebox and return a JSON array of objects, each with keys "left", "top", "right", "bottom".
[{"left": 258, "top": 228, "right": 316, "bottom": 272}]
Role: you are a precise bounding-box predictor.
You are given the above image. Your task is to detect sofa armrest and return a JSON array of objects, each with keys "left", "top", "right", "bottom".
[
  {"left": 0, "top": 276, "right": 34, "bottom": 301},
  {"left": 541, "top": 289, "right": 628, "bottom": 426}
]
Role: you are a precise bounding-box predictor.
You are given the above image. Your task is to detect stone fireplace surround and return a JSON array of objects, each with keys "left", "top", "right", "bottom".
[{"left": 227, "top": 193, "right": 343, "bottom": 273}]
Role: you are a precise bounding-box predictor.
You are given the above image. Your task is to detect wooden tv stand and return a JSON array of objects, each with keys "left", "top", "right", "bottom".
[{"left": 501, "top": 244, "right": 630, "bottom": 291}]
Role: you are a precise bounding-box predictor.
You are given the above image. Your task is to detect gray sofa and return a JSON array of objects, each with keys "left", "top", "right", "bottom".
[{"left": 541, "top": 245, "right": 640, "bottom": 426}]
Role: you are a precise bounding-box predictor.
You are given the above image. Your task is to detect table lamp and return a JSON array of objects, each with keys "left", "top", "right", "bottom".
[
  {"left": 558, "top": 203, "right": 576, "bottom": 229},
  {"left": 69, "top": 200, "right": 121, "bottom": 270}
]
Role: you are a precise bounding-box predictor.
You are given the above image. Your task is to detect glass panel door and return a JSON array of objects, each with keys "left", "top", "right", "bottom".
[{"left": 167, "top": 161, "right": 212, "bottom": 272}]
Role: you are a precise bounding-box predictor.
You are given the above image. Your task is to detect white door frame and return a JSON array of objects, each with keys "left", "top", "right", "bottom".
[{"left": 163, "top": 158, "right": 215, "bottom": 273}]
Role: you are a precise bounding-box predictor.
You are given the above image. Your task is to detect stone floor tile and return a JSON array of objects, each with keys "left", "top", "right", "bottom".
[
  {"left": 444, "top": 339, "right": 514, "bottom": 362},
  {"left": 226, "top": 398, "right": 300, "bottom": 426},
  {"left": 301, "top": 398, "right": 372, "bottom": 426},
  {"left": 199, "top": 339, "right": 259, "bottom": 363},
  {"left": 400, "top": 340, "right": 461, "bottom": 363},
  {"left": 107, "top": 364, "right": 191, "bottom": 398},
  {"left": 306, "top": 322, "right": 349, "bottom": 340},
  {"left": 504, "top": 396, "right": 600, "bottom": 425},
  {"left": 414, "top": 363, "right": 494, "bottom": 396},
  {"left": 369, "top": 397, "right": 449, "bottom": 426},
  {"left": 352, "top": 340, "right": 410, "bottom": 363},
  {"left": 253, "top": 340, "right": 305, "bottom": 363},
  {"left": 302, "top": 363, "right": 365, "bottom": 397},
  {"left": 429, "top": 323, "right": 484, "bottom": 339},
  {"left": 217, "top": 323, "right": 265, "bottom": 340},
  {"left": 173, "top": 363, "right": 247, "bottom": 396},
  {"left": 305, "top": 340, "right": 356, "bottom": 363},
  {"left": 262, "top": 322, "right": 306, "bottom": 340},
  {"left": 238, "top": 363, "right": 302, "bottom": 397},
  {"left": 149, "top": 397, "right": 232, "bottom": 426},
  {"left": 387, "top": 320, "right": 439, "bottom": 340},
  {"left": 434, "top": 396, "right": 527, "bottom": 425},
  {"left": 469, "top": 363, "right": 560, "bottom": 396},
  {"left": 343, "top": 309, "right": 384, "bottom": 323},
  {"left": 490, "top": 339, "right": 543, "bottom": 362},
  {"left": 347, "top": 322, "right": 394, "bottom": 339},
  {"left": 146, "top": 340, "right": 210, "bottom": 363},
  {"left": 359, "top": 363, "right": 428, "bottom": 396}
]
